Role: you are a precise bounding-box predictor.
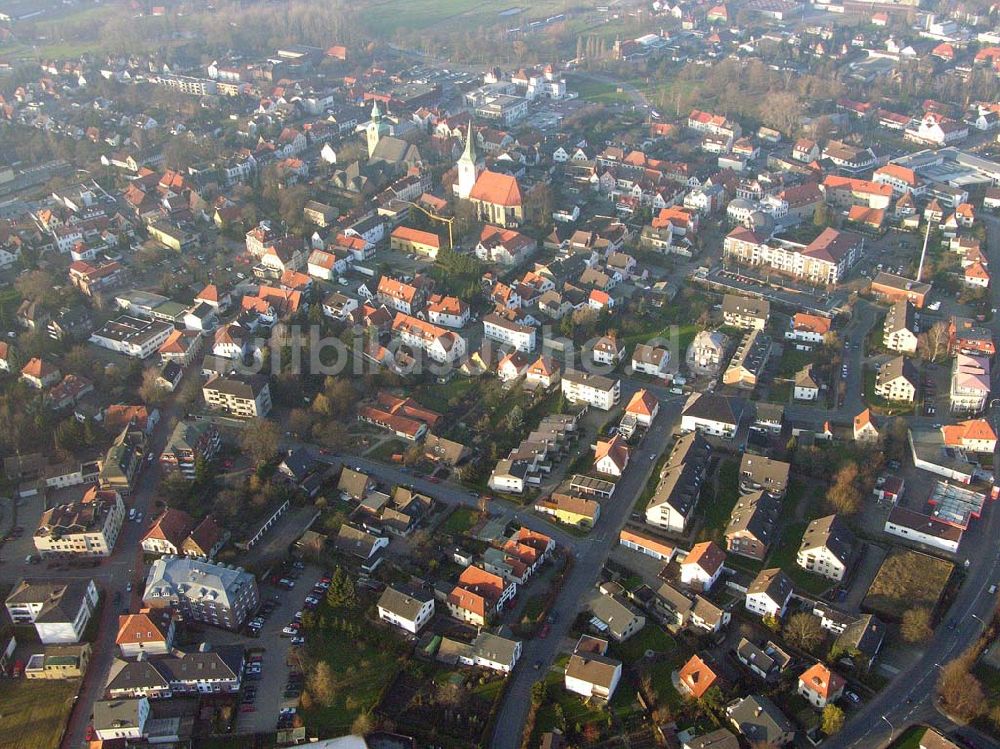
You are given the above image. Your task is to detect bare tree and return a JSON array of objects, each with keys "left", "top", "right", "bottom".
[
  {"left": 783, "top": 612, "right": 826, "bottom": 652},
  {"left": 241, "top": 418, "right": 280, "bottom": 467},
  {"left": 938, "top": 654, "right": 986, "bottom": 723},
  {"left": 900, "top": 607, "right": 934, "bottom": 643},
  {"left": 918, "top": 321, "right": 950, "bottom": 362},
  {"left": 827, "top": 462, "right": 861, "bottom": 515}
]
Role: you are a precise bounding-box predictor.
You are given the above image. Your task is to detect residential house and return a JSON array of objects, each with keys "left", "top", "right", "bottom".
[
  {"left": 564, "top": 636, "right": 622, "bottom": 701},
  {"left": 678, "top": 655, "right": 719, "bottom": 700},
  {"left": 745, "top": 568, "right": 794, "bottom": 619},
  {"left": 645, "top": 431, "right": 712, "bottom": 534},
  {"left": 739, "top": 455, "right": 790, "bottom": 498},
  {"left": 5, "top": 578, "right": 99, "bottom": 644},
  {"left": 116, "top": 610, "right": 176, "bottom": 657},
  {"left": 797, "top": 515, "right": 855, "bottom": 581},
  {"left": 798, "top": 662, "right": 845, "bottom": 709},
  {"left": 726, "top": 695, "right": 794, "bottom": 746},
  {"left": 681, "top": 393, "right": 746, "bottom": 439},
  {"left": 594, "top": 435, "right": 629, "bottom": 477},
  {"left": 561, "top": 371, "right": 620, "bottom": 411},
  {"left": 589, "top": 592, "right": 645, "bottom": 642},
  {"left": 377, "top": 586, "right": 435, "bottom": 634},
  {"left": 34, "top": 490, "right": 125, "bottom": 558},
  {"left": 875, "top": 356, "right": 918, "bottom": 403},
  {"left": 680, "top": 541, "right": 726, "bottom": 592},
  {"left": 202, "top": 374, "right": 272, "bottom": 418},
  {"left": 722, "top": 294, "right": 769, "bottom": 330},
  {"left": 884, "top": 300, "right": 919, "bottom": 354},
  {"left": 143, "top": 556, "right": 259, "bottom": 630}
]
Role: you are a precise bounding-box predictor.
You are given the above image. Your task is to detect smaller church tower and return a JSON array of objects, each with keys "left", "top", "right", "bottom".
[
  {"left": 366, "top": 100, "right": 389, "bottom": 158},
  {"left": 454, "top": 120, "right": 484, "bottom": 200}
]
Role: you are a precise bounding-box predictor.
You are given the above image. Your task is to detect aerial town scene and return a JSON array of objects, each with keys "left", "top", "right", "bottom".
[{"left": 2, "top": 0, "right": 1000, "bottom": 748}]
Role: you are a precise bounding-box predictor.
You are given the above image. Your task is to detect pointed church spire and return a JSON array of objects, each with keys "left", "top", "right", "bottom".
[
  {"left": 461, "top": 119, "right": 479, "bottom": 163},
  {"left": 371, "top": 100, "right": 382, "bottom": 121}
]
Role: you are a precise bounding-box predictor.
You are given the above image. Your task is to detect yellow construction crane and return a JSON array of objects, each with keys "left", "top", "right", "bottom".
[{"left": 404, "top": 200, "right": 455, "bottom": 250}]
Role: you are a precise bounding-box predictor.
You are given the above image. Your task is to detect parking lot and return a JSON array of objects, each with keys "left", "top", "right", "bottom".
[{"left": 219, "top": 562, "right": 328, "bottom": 735}]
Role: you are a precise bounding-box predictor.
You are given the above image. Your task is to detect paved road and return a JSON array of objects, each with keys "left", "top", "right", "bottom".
[
  {"left": 489, "top": 394, "right": 685, "bottom": 749},
  {"left": 825, "top": 215, "right": 1000, "bottom": 749},
  {"left": 60, "top": 386, "right": 190, "bottom": 749},
  {"left": 823, "top": 496, "right": 1000, "bottom": 749}
]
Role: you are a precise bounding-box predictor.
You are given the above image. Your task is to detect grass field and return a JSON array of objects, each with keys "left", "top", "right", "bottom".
[
  {"left": 0, "top": 678, "right": 78, "bottom": 749},
  {"left": 358, "top": 0, "right": 575, "bottom": 36},
  {"left": 564, "top": 73, "right": 630, "bottom": 104},
  {"left": 696, "top": 458, "right": 739, "bottom": 544},
  {"left": 440, "top": 506, "right": 479, "bottom": 536},
  {"left": 863, "top": 549, "right": 953, "bottom": 621}
]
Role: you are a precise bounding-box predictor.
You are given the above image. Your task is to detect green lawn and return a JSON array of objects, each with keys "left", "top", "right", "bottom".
[
  {"left": 301, "top": 604, "right": 404, "bottom": 735},
  {"left": 888, "top": 726, "right": 928, "bottom": 749},
  {"left": 778, "top": 349, "right": 815, "bottom": 378},
  {"left": 440, "top": 506, "right": 479, "bottom": 536},
  {"left": 696, "top": 458, "right": 739, "bottom": 543},
  {"left": 359, "top": 0, "right": 572, "bottom": 37},
  {"left": 564, "top": 74, "right": 630, "bottom": 105},
  {"left": 366, "top": 439, "right": 408, "bottom": 462},
  {"left": 612, "top": 624, "right": 677, "bottom": 664},
  {"left": 0, "top": 678, "right": 78, "bottom": 749},
  {"left": 533, "top": 657, "right": 610, "bottom": 740}
]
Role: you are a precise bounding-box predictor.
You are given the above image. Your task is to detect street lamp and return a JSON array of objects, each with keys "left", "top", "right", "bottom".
[{"left": 882, "top": 715, "right": 895, "bottom": 742}]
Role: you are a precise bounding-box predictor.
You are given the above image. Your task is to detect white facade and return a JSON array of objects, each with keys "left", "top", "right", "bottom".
[
  {"left": 681, "top": 415, "right": 737, "bottom": 438},
  {"left": 483, "top": 316, "right": 536, "bottom": 353},
  {"left": 680, "top": 562, "right": 722, "bottom": 592},
  {"left": 561, "top": 373, "right": 620, "bottom": 411},
  {"left": 745, "top": 590, "right": 790, "bottom": 619},
  {"left": 377, "top": 598, "right": 435, "bottom": 634},
  {"left": 796, "top": 545, "right": 847, "bottom": 581}
]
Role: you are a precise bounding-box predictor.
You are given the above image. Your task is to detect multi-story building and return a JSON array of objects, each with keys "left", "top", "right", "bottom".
[
  {"left": 143, "top": 557, "right": 259, "bottom": 630},
  {"left": 34, "top": 489, "right": 125, "bottom": 557},
  {"left": 883, "top": 300, "right": 919, "bottom": 354},
  {"left": 203, "top": 374, "right": 272, "bottom": 418},
  {"left": 99, "top": 421, "right": 147, "bottom": 496},
  {"left": 561, "top": 371, "right": 621, "bottom": 410},
  {"left": 89, "top": 316, "right": 174, "bottom": 359},
  {"left": 950, "top": 353, "right": 991, "bottom": 414},
  {"left": 392, "top": 313, "right": 467, "bottom": 363},
  {"left": 875, "top": 356, "right": 918, "bottom": 403},
  {"left": 645, "top": 432, "right": 712, "bottom": 534},
  {"left": 160, "top": 421, "right": 221, "bottom": 478},
  {"left": 723, "top": 226, "right": 863, "bottom": 286},
  {"left": 376, "top": 586, "right": 436, "bottom": 634},
  {"left": 5, "top": 578, "right": 100, "bottom": 644},
  {"left": 721, "top": 294, "right": 769, "bottom": 330},
  {"left": 797, "top": 515, "right": 855, "bottom": 582},
  {"left": 482, "top": 313, "right": 536, "bottom": 353}
]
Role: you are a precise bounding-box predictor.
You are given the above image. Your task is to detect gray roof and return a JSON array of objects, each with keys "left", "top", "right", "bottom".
[
  {"left": 683, "top": 728, "right": 740, "bottom": 749},
  {"left": 877, "top": 355, "right": 917, "bottom": 388},
  {"left": 799, "top": 514, "right": 855, "bottom": 565},
  {"left": 163, "top": 420, "right": 214, "bottom": 456},
  {"left": 471, "top": 631, "right": 520, "bottom": 664},
  {"left": 722, "top": 293, "right": 770, "bottom": 320},
  {"left": 747, "top": 568, "right": 794, "bottom": 604},
  {"left": 725, "top": 491, "right": 779, "bottom": 546},
  {"left": 589, "top": 594, "right": 642, "bottom": 639},
  {"left": 683, "top": 393, "right": 747, "bottom": 426},
  {"left": 5, "top": 579, "right": 93, "bottom": 623},
  {"left": 143, "top": 557, "right": 255, "bottom": 608},
  {"left": 378, "top": 585, "right": 433, "bottom": 621},
  {"left": 93, "top": 698, "right": 146, "bottom": 732},
  {"left": 739, "top": 454, "right": 790, "bottom": 495},
  {"left": 836, "top": 613, "right": 885, "bottom": 659},
  {"left": 726, "top": 694, "right": 793, "bottom": 743}
]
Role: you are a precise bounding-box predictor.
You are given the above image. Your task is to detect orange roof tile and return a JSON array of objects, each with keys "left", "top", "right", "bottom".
[
  {"left": 679, "top": 655, "right": 718, "bottom": 699},
  {"left": 469, "top": 171, "right": 522, "bottom": 207}
]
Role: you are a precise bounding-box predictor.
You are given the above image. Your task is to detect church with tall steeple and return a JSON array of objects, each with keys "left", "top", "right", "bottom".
[
  {"left": 454, "top": 121, "right": 484, "bottom": 200},
  {"left": 366, "top": 100, "right": 390, "bottom": 159}
]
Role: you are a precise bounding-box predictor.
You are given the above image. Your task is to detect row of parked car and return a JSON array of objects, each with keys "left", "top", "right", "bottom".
[{"left": 240, "top": 653, "right": 264, "bottom": 713}]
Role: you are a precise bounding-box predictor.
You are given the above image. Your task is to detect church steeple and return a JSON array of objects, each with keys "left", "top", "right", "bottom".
[
  {"left": 366, "top": 100, "right": 389, "bottom": 159},
  {"left": 454, "top": 119, "right": 484, "bottom": 200},
  {"left": 460, "top": 120, "right": 478, "bottom": 163},
  {"left": 371, "top": 100, "right": 382, "bottom": 121}
]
